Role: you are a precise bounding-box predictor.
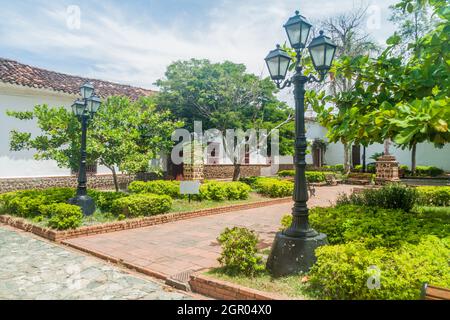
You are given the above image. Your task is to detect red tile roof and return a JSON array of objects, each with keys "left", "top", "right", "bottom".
[{"left": 0, "top": 58, "right": 155, "bottom": 99}]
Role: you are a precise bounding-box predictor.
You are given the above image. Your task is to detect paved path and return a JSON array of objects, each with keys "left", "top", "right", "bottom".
[
  {"left": 0, "top": 226, "right": 191, "bottom": 300},
  {"left": 64, "top": 185, "right": 356, "bottom": 279}
]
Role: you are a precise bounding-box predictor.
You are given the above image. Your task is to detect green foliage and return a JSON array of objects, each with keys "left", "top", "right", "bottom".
[
  {"left": 217, "top": 227, "right": 264, "bottom": 277},
  {"left": 416, "top": 186, "right": 450, "bottom": 206},
  {"left": 44, "top": 203, "right": 83, "bottom": 230},
  {"left": 252, "top": 177, "right": 294, "bottom": 198},
  {"left": 281, "top": 204, "right": 449, "bottom": 249},
  {"left": 0, "top": 188, "right": 75, "bottom": 218},
  {"left": 277, "top": 170, "right": 295, "bottom": 177},
  {"left": 87, "top": 190, "right": 128, "bottom": 212},
  {"left": 7, "top": 97, "right": 182, "bottom": 191},
  {"left": 278, "top": 170, "right": 336, "bottom": 183},
  {"left": 128, "top": 180, "right": 181, "bottom": 198},
  {"left": 198, "top": 181, "right": 251, "bottom": 201},
  {"left": 308, "top": 236, "right": 450, "bottom": 300},
  {"left": 336, "top": 183, "right": 418, "bottom": 212},
  {"left": 414, "top": 165, "right": 444, "bottom": 176},
  {"left": 111, "top": 194, "right": 172, "bottom": 217}
]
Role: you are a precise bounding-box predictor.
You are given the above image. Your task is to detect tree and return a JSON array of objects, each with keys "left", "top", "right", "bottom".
[
  {"left": 8, "top": 96, "right": 181, "bottom": 191},
  {"left": 156, "top": 59, "right": 294, "bottom": 180},
  {"left": 307, "top": 6, "right": 380, "bottom": 173}
]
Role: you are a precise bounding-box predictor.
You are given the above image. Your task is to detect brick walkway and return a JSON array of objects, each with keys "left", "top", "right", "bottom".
[{"left": 64, "top": 185, "right": 356, "bottom": 279}]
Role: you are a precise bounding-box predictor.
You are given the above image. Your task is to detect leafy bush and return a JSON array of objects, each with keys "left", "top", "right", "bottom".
[
  {"left": 111, "top": 194, "right": 172, "bottom": 217},
  {"left": 308, "top": 236, "right": 450, "bottom": 300},
  {"left": 366, "top": 163, "right": 376, "bottom": 173},
  {"left": 354, "top": 165, "right": 362, "bottom": 171},
  {"left": 217, "top": 227, "right": 264, "bottom": 277},
  {"left": 336, "top": 183, "right": 417, "bottom": 212},
  {"left": 128, "top": 180, "right": 181, "bottom": 198},
  {"left": 253, "top": 177, "right": 294, "bottom": 198},
  {"left": 322, "top": 164, "right": 344, "bottom": 172},
  {"left": 0, "top": 188, "right": 76, "bottom": 218},
  {"left": 280, "top": 205, "right": 449, "bottom": 249},
  {"left": 43, "top": 203, "right": 83, "bottom": 230},
  {"left": 414, "top": 166, "right": 444, "bottom": 177},
  {"left": 239, "top": 176, "right": 260, "bottom": 186},
  {"left": 197, "top": 181, "right": 251, "bottom": 201},
  {"left": 416, "top": 186, "right": 450, "bottom": 206},
  {"left": 278, "top": 170, "right": 295, "bottom": 177},
  {"left": 87, "top": 190, "right": 128, "bottom": 212}
]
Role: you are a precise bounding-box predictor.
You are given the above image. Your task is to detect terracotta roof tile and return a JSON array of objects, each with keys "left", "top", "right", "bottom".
[{"left": 0, "top": 58, "right": 155, "bottom": 100}]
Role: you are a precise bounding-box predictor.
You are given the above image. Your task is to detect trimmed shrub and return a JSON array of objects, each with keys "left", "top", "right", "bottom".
[
  {"left": 308, "top": 236, "right": 450, "bottom": 300},
  {"left": 278, "top": 170, "right": 295, "bottom": 177},
  {"left": 336, "top": 183, "right": 417, "bottom": 212},
  {"left": 198, "top": 182, "right": 228, "bottom": 201},
  {"left": 253, "top": 177, "right": 294, "bottom": 198},
  {"left": 223, "top": 182, "right": 252, "bottom": 200},
  {"left": 111, "top": 194, "right": 172, "bottom": 217},
  {"left": 217, "top": 227, "right": 264, "bottom": 277},
  {"left": 44, "top": 203, "right": 83, "bottom": 230},
  {"left": 128, "top": 180, "right": 181, "bottom": 198},
  {"left": 87, "top": 190, "right": 128, "bottom": 212},
  {"left": 239, "top": 176, "right": 260, "bottom": 186},
  {"left": 416, "top": 186, "right": 450, "bottom": 206},
  {"left": 0, "top": 188, "right": 76, "bottom": 218},
  {"left": 415, "top": 166, "right": 444, "bottom": 177}
]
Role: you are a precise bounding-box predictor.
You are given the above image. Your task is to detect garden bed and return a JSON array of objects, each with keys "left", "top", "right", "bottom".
[
  {"left": 0, "top": 194, "right": 291, "bottom": 242},
  {"left": 189, "top": 270, "right": 292, "bottom": 300}
]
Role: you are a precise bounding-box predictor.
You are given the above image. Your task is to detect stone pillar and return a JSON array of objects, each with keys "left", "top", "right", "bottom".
[
  {"left": 376, "top": 155, "right": 400, "bottom": 184},
  {"left": 182, "top": 139, "right": 204, "bottom": 181}
]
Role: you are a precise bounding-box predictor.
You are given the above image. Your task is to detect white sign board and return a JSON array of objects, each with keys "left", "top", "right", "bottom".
[{"left": 180, "top": 180, "right": 201, "bottom": 195}]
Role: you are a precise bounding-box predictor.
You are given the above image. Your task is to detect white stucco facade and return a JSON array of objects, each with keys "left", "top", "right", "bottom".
[{"left": 0, "top": 83, "right": 112, "bottom": 177}]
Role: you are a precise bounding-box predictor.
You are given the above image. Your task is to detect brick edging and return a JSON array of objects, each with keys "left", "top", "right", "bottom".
[
  {"left": 189, "top": 271, "right": 289, "bottom": 300},
  {"left": 0, "top": 196, "right": 292, "bottom": 242}
]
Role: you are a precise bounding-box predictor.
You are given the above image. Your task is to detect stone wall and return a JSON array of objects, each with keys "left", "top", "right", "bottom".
[
  {"left": 0, "top": 174, "right": 133, "bottom": 193},
  {"left": 203, "top": 164, "right": 270, "bottom": 180}
]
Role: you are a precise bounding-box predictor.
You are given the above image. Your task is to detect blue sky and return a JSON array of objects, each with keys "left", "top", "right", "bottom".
[{"left": 0, "top": 0, "right": 398, "bottom": 89}]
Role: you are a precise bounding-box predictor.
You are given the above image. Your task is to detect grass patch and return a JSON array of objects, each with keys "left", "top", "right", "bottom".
[
  {"left": 169, "top": 193, "right": 270, "bottom": 213},
  {"left": 206, "top": 268, "right": 314, "bottom": 299}
]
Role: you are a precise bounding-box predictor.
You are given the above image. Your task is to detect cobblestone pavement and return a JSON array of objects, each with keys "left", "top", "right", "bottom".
[
  {"left": 65, "top": 185, "right": 357, "bottom": 278},
  {"left": 0, "top": 226, "right": 192, "bottom": 300}
]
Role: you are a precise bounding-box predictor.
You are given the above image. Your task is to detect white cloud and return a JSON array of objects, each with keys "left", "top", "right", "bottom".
[{"left": 0, "top": 0, "right": 398, "bottom": 90}]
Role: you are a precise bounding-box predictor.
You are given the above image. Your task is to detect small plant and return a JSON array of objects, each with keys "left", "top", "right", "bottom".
[
  {"left": 128, "top": 180, "right": 181, "bottom": 198},
  {"left": 44, "top": 203, "right": 83, "bottom": 230},
  {"left": 414, "top": 166, "right": 444, "bottom": 177},
  {"left": 217, "top": 227, "right": 264, "bottom": 277}
]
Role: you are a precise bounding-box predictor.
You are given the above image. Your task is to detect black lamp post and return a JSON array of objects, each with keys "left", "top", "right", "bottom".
[
  {"left": 265, "top": 10, "right": 337, "bottom": 277},
  {"left": 68, "top": 82, "right": 101, "bottom": 216}
]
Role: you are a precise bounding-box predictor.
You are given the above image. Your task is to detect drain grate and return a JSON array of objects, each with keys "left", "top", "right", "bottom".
[{"left": 166, "top": 269, "right": 198, "bottom": 291}]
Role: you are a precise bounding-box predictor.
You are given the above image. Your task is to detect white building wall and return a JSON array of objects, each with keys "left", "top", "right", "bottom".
[
  {"left": 302, "top": 120, "right": 450, "bottom": 171},
  {"left": 0, "top": 83, "right": 111, "bottom": 177}
]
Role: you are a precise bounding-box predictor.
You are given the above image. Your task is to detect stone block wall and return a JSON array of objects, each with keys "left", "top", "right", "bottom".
[
  {"left": 0, "top": 174, "right": 133, "bottom": 193},
  {"left": 203, "top": 164, "right": 270, "bottom": 180}
]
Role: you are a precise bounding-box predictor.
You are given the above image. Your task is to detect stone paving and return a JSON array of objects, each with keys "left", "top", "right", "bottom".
[
  {"left": 0, "top": 226, "right": 191, "bottom": 300},
  {"left": 64, "top": 185, "right": 356, "bottom": 279}
]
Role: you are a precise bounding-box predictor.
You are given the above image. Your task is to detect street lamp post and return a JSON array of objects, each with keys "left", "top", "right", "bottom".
[
  {"left": 68, "top": 82, "right": 102, "bottom": 216},
  {"left": 265, "top": 11, "right": 337, "bottom": 277}
]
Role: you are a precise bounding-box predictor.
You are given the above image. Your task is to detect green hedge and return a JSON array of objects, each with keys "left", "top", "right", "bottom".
[
  {"left": 414, "top": 166, "right": 444, "bottom": 177},
  {"left": 87, "top": 190, "right": 128, "bottom": 212},
  {"left": 43, "top": 203, "right": 83, "bottom": 230},
  {"left": 0, "top": 188, "right": 76, "bottom": 218},
  {"left": 416, "top": 186, "right": 450, "bottom": 206},
  {"left": 278, "top": 170, "right": 336, "bottom": 183},
  {"left": 197, "top": 181, "right": 251, "bottom": 201},
  {"left": 253, "top": 177, "right": 294, "bottom": 198},
  {"left": 337, "top": 183, "right": 417, "bottom": 212},
  {"left": 128, "top": 180, "right": 181, "bottom": 198},
  {"left": 308, "top": 236, "right": 450, "bottom": 300},
  {"left": 111, "top": 194, "right": 172, "bottom": 217}
]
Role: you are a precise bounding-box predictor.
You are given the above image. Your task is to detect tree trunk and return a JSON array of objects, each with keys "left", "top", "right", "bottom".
[
  {"left": 343, "top": 143, "right": 351, "bottom": 174},
  {"left": 111, "top": 166, "right": 119, "bottom": 192},
  {"left": 411, "top": 143, "right": 417, "bottom": 175},
  {"left": 362, "top": 146, "right": 366, "bottom": 172},
  {"left": 232, "top": 163, "right": 241, "bottom": 181}
]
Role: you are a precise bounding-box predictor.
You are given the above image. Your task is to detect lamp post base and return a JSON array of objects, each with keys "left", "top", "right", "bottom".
[
  {"left": 68, "top": 195, "right": 95, "bottom": 216},
  {"left": 266, "top": 231, "right": 327, "bottom": 277}
]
